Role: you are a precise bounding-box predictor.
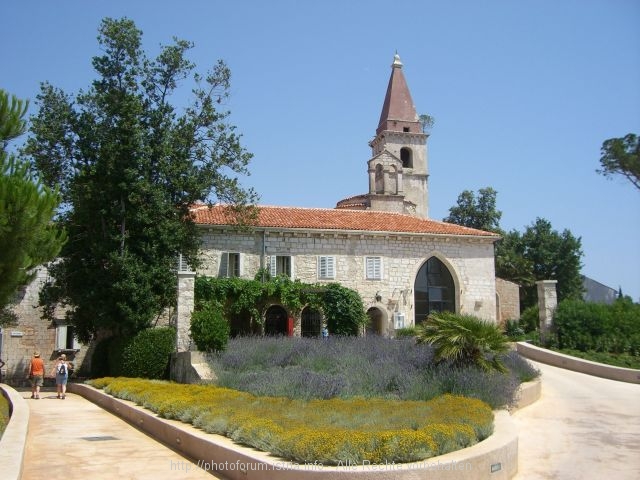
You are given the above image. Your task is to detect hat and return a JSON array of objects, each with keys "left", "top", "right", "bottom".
[{"left": 34, "top": 351, "right": 40, "bottom": 357}]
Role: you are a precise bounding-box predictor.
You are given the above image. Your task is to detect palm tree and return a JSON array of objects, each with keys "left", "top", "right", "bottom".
[{"left": 416, "top": 312, "right": 509, "bottom": 372}]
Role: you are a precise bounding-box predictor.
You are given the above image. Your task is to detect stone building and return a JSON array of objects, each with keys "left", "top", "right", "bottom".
[
  {"left": 1, "top": 54, "right": 505, "bottom": 378},
  {"left": 175, "top": 53, "right": 501, "bottom": 347},
  {"left": 0, "top": 267, "right": 88, "bottom": 385}
]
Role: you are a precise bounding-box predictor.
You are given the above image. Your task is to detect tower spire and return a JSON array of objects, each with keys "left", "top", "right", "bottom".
[{"left": 376, "top": 53, "right": 420, "bottom": 136}]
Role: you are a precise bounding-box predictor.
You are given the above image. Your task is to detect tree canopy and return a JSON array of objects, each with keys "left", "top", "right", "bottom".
[
  {"left": 444, "top": 187, "right": 584, "bottom": 310},
  {"left": 500, "top": 218, "right": 584, "bottom": 309},
  {"left": 597, "top": 133, "right": 639, "bottom": 191},
  {"left": 0, "top": 89, "right": 66, "bottom": 326},
  {"left": 443, "top": 187, "right": 502, "bottom": 233},
  {"left": 24, "top": 18, "right": 257, "bottom": 340}
]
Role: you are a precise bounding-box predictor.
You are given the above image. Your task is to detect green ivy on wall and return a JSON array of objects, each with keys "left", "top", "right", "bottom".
[{"left": 194, "top": 275, "right": 367, "bottom": 335}]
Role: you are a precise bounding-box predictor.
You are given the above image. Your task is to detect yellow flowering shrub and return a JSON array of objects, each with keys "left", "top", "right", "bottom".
[{"left": 87, "top": 378, "right": 493, "bottom": 465}]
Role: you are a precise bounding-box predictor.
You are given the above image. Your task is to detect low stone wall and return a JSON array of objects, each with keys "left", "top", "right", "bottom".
[
  {"left": 0, "top": 384, "right": 29, "bottom": 480},
  {"left": 170, "top": 351, "right": 216, "bottom": 383},
  {"left": 510, "top": 378, "right": 541, "bottom": 412},
  {"left": 69, "top": 383, "right": 520, "bottom": 480},
  {"left": 516, "top": 342, "right": 640, "bottom": 384}
]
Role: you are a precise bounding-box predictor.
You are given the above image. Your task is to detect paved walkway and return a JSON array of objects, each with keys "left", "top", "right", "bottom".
[
  {"left": 20, "top": 388, "right": 222, "bottom": 480},
  {"left": 512, "top": 361, "right": 640, "bottom": 479}
]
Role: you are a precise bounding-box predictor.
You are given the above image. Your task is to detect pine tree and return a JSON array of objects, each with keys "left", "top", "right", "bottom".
[{"left": 0, "top": 90, "right": 66, "bottom": 326}]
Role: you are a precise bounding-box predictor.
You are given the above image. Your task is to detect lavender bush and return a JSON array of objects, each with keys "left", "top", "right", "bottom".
[{"left": 206, "top": 336, "right": 538, "bottom": 409}]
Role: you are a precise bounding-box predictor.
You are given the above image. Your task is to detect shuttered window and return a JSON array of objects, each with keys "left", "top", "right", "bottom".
[
  {"left": 365, "top": 256, "right": 383, "bottom": 280},
  {"left": 221, "top": 252, "right": 241, "bottom": 277},
  {"left": 269, "top": 255, "right": 294, "bottom": 278},
  {"left": 318, "top": 256, "right": 336, "bottom": 279}
]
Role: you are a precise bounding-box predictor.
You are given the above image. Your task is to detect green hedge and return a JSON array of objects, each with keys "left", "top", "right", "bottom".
[
  {"left": 553, "top": 298, "right": 640, "bottom": 356},
  {"left": 190, "top": 302, "right": 230, "bottom": 352},
  {"left": 121, "top": 327, "right": 176, "bottom": 379},
  {"left": 90, "top": 327, "right": 176, "bottom": 379}
]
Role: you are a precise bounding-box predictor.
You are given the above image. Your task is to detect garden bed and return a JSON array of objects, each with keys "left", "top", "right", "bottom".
[
  {"left": 204, "top": 336, "right": 539, "bottom": 409},
  {"left": 88, "top": 377, "right": 494, "bottom": 465}
]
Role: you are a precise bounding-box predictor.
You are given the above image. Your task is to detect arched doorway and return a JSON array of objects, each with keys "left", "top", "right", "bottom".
[
  {"left": 366, "top": 307, "right": 384, "bottom": 335},
  {"left": 265, "top": 305, "right": 288, "bottom": 336},
  {"left": 301, "top": 307, "right": 322, "bottom": 337},
  {"left": 414, "top": 257, "right": 456, "bottom": 324}
]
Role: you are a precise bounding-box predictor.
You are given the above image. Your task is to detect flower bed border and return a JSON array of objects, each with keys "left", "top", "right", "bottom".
[{"left": 68, "top": 382, "right": 519, "bottom": 480}]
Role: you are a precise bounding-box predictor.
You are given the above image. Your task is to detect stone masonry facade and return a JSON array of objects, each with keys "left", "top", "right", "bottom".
[
  {"left": 194, "top": 227, "right": 497, "bottom": 338},
  {"left": 0, "top": 267, "right": 90, "bottom": 385}
]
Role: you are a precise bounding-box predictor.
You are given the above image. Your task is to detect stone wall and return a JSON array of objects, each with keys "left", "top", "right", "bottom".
[
  {"left": 196, "top": 228, "right": 497, "bottom": 326},
  {"left": 495, "top": 278, "right": 520, "bottom": 326},
  {"left": 0, "top": 267, "right": 90, "bottom": 386}
]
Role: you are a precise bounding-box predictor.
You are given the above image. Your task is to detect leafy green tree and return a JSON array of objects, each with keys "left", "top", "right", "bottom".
[
  {"left": 24, "top": 18, "right": 257, "bottom": 341},
  {"left": 416, "top": 312, "right": 509, "bottom": 372},
  {"left": 443, "top": 187, "right": 502, "bottom": 233},
  {"left": 597, "top": 133, "right": 639, "bottom": 191},
  {"left": 508, "top": 218, "right": 583, "bottom": 308},
  {"left": 0, "top": 89, "right": 66, "bottom": 326}
]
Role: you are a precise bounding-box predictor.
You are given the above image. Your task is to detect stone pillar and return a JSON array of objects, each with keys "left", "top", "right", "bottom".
[
  {"left": 537, "top": 280, "right": 558, "bottom": 344},
  {"left": 176, "top": 272, "right": 196, "bottom": 352}
]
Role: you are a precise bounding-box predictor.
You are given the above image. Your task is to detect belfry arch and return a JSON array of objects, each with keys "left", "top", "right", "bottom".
[{"left": 414, "top": 256, "right": 458, "bottom": 324}]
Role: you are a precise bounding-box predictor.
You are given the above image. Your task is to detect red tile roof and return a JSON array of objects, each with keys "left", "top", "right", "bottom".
[{"left": 191, "top": 204, "right": 498, "bottom": 238}]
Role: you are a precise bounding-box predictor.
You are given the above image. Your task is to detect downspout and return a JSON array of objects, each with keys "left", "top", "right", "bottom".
[{"left": 262, "top": 229, "right": 267, "bottom": 283}]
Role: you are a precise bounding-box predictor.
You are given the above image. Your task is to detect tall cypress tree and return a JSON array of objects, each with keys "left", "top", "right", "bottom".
[{"left": 24, "top": 18, "right": 257, "bottom": 341}]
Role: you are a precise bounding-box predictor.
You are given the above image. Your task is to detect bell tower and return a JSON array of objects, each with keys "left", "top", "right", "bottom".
[
  {"left": 368, "top": 53, "right": 429, "bottom": 218},
  {"left": 335, "top": 54, "right": 429, "bottom": 217}
]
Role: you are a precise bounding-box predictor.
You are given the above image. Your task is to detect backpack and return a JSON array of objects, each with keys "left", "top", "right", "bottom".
[{"left": 58, "top": 363, "right": 67, "bottom": 375}]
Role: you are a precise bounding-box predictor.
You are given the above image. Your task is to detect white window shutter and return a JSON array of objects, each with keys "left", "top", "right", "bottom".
[
  {"left": 56, "top": 325, "right": 67, "bottom": 350},
  {"left": 290, "top": 256, "right": 295, "bottom": 279},
  {"left": 238, "top": 253, "right": 243, "bottom": 277},
  {"left": 318, "top": 256, "right": 335, "bottom": 279},
  {"left": 269, "top": 256, "right": 277, "bottom": 277},
  {"left": 220, "top": 252, "right": 229, "bottom": 277},
  {"left": 366, "top": 257, "right": 382, "bottom": 280}
]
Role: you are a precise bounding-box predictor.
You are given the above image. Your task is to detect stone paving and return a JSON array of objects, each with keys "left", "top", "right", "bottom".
[
  {"left": 20, "top": 387, "right": 222, "bottom": 480},
  {"left": 512, "top": 361, "right": 640, "bottom": 479}
]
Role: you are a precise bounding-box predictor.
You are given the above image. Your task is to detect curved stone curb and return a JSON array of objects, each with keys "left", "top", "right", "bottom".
[
  {"left": 68, "top": 383, "right": 518, "bottom": 479},
  {"left": 516, "top": 342, "right": 640, "bottom": 384},
  {"left": 0, "top": 384, "right": 29, "bottom": 480},
  {"left": 510, "top": 378, "right": 541, "bottom": 413}
]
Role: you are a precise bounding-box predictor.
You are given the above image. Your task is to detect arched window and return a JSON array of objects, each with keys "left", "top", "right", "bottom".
[
  {"left": 414, "top": 257, "right": 456, "bottom": 324},
  {"left": 389, "top": 165, "right": 398, "bottom": 194},
  {"left": 400, "top": 147, "right": 413, "bottom": 168},
  {"left": 375, "top": 164, "right": 384, "bottom": 193}
]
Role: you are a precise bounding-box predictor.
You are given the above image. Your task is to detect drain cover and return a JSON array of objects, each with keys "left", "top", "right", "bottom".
[{"left": 81, "top": 436, "right": 119, "bottom": 442}]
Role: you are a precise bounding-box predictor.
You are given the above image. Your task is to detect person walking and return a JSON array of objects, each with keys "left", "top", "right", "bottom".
[
  {"left": 28, "top": 352, "right": 45, "bottom": 399},
  {"left": 52, "top": 354, "right": 69, "bottom": 399}
]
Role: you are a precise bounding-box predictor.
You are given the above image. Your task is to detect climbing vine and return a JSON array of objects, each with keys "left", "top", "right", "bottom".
[{"left": 194, "top": 276, "right": 367, "bottom": 335}]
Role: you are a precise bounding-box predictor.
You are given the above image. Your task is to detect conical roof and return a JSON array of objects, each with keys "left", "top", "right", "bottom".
[{"left": 376, "top": 53, "right": 421, "bottom": 136}]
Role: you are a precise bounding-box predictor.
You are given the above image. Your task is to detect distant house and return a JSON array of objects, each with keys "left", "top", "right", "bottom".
[{"left": 582, "top": 276, "right": 617, "bottom": 304}]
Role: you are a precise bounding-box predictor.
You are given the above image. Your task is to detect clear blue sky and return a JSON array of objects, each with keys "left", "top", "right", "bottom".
[{"left": 3, "top": 0, "right": 639, "bottom": 300}]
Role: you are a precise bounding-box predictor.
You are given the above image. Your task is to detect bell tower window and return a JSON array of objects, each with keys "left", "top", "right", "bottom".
[{"left": 400, "top": 147, "right": 413, "bottom": 168}]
